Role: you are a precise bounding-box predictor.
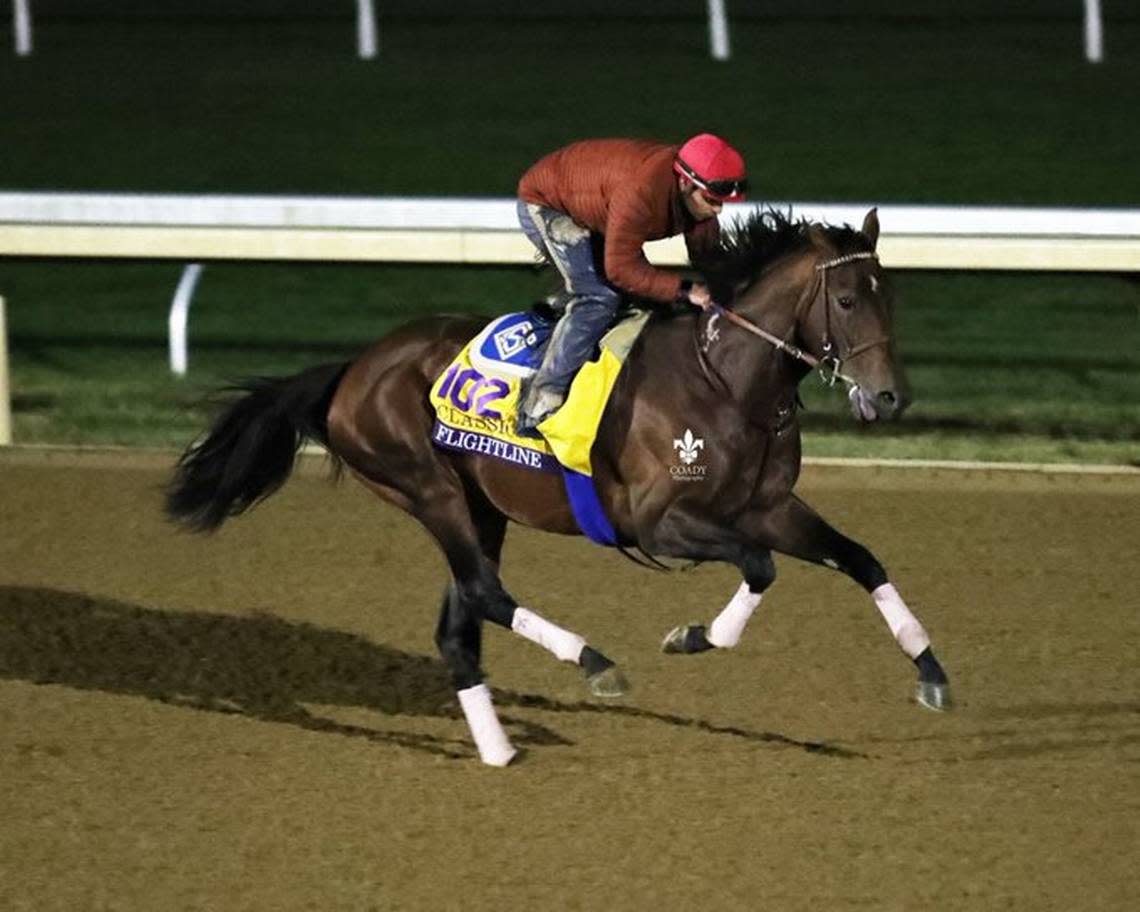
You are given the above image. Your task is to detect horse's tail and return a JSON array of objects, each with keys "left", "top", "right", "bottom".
[{"left": 165, "top": 362, "right": 349, "bottom": 532}]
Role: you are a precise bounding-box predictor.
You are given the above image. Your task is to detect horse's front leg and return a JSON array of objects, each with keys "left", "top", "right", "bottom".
[
  {"left": 643, "top": 508, "right": 776, "bottom": 655},
  {"left": 661, "top": 553, "right": 775, "bottom": 655},
  {"left": 755, "top": 494, "right": 951, "bottom": 711}
]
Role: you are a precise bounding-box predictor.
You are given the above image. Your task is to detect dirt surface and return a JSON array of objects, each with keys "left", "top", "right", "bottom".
[{"left": 1, "top": 448, "right": 1137, "bottom": 911}]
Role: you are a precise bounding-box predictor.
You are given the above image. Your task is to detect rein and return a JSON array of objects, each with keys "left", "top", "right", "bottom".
[{"left": 702, "top": 250, "right": 885, "bottom": 391}]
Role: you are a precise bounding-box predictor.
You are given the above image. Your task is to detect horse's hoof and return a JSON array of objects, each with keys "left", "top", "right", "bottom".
[
  {"left": 475, "top": 745, "right": 521, "bottom": 767},
  {"left": 661, "top": 626, "right": 685, "bottom": 653},
  {"left": 661, "top": 624, "right": 714, "bottom": 654},
  {"left": 916, "top": 679, "right": 952, "bottom": 711},
  {"left": 587, "top": 666, "right": 629, "bottom": 698}
]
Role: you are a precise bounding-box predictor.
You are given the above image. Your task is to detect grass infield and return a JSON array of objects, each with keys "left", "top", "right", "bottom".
[{"left": 1, "top": 11, "right": 1137, "bottom": 462}]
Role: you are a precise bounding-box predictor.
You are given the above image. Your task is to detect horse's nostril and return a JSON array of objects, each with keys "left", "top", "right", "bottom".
[{"left": 878, "top": 391, "right": 897, "bottom": 407}]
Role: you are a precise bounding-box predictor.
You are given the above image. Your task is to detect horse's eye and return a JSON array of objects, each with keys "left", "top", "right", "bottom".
[{"left": 837, "top": 295, "right": 855, "bottom": 310}]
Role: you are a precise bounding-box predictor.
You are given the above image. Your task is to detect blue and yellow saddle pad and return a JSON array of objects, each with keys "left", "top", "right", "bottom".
[{"left": 429, "top": 309, "right": 650, "bottom": 545}]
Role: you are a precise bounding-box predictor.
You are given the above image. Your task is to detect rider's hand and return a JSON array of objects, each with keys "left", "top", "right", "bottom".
[{"left": 688, "top": 282, "right": 712, "bottom": 310}]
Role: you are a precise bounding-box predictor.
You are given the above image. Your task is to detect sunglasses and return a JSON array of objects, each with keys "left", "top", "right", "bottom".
[
  {"left": 676, "top": 156, "right": 748, "bottom": 200},
  {"left": 701, "top": 178, "right": 749, "bottom": 199}
]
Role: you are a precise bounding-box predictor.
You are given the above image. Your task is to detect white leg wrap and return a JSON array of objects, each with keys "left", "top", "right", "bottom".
[
  {"left": 511, "top": 607, "right": 586, "bottom": 664},
  {"left": 872, "top": 583, "right": 931, "bottom": 659},
  {"left": 457, "top": 684, "right": 517, "bottom": 767},
  {"left": 707, "top": 582, "right": 763, "bottom": 649}
]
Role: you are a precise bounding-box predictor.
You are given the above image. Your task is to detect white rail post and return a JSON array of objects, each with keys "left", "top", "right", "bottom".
[
  {"left": 1084, "top": 0, "right": 1103, "bottom": 63},
  {"left": 168, "top": 264, "right": 204, "bottom": 376},
  {"left": 0, "top": 296, "right": 11, "bottom": 445},
  {"left": 14, "top": 0, "right": 33, "bottom": 56},
  {"left": 357, "top": 0, "right": 378, "bottom": 60},
  {"left": 707, "top": 0, "right": 730, "bottom": 61}
]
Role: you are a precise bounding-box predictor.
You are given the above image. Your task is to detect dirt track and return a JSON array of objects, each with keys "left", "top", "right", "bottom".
[{"left": 1, "top": 448, "right": 1137, "bottom": 911}]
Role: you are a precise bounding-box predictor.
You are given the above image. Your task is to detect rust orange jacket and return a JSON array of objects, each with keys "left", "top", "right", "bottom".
[{"left": 518, "top": 138, "right": 720, "bottom": 303}]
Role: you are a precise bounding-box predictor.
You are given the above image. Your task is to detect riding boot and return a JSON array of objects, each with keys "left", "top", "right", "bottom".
[
  {"left": 515, "top": 384, "right": 565, "bottom": 438},
  {"left": 515, "top": 295, "right": 610, "bottom": 437},
  {"left": 513, "top": 300, "right": 592, "bottom": 435}
]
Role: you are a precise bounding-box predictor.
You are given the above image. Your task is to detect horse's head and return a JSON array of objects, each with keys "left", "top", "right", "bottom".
[
  {"left": 697, "top": 208, "right": 911, "bottom": 424},
  {"left": 797, "top": 209, "right": 910, "bottom": 422}
]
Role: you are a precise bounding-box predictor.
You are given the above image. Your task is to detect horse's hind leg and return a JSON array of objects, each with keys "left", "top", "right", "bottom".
[
  {"left": 342, "top": 464, "right": 515, "bottom": 765},
  {"left": 364, "top": 472, "right": 621, "bottom": 765},
  {"left": 461, "top": 488, "right": 628, "bottom": 698},
  {"left": 759, "top": 494, "right": 951, "bottom": 711}
]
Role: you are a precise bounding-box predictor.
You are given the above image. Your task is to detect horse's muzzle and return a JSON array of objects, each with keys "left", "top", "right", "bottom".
[{"left": 848, "top": 386, "right": 909, "bottom": 422}]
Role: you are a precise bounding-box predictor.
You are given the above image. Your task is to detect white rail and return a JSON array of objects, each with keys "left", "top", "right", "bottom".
[
  {"left": 167, "top": 263, "right": 204, "bottom": 376},
  {"left": 3, "top": 192, "right": 1140, "bottom": 271},
  {"left": 356, "top": 0, "right": 378, "bottom": 59},
  {"left": 8, "top": 4, "right": 1109, "bottom": 65},
  {"left": 2, "top": 192, "right": 1140, "bottom": 379},
  {"left": 13, "top": 0, "right": 32, "bottom": 56},
  {"left": 707, "top": 0, "right": 730, "bottom": 61},
  {"left": 1085, "top": 0, "right": 1104, "bottom": 63}
]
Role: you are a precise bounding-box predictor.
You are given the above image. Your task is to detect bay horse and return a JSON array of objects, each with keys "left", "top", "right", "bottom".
[{"left": 166, "top": 208, "right": 952, "bottom": 766}]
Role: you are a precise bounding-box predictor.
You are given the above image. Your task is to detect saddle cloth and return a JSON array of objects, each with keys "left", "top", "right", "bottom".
[{"left": 429, "top": 309, "right": 650, "bottom": 544}]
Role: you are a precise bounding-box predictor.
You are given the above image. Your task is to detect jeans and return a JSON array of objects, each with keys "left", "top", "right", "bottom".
[{"left": 517, "top": 201, "right": 621, "bottom": 398}]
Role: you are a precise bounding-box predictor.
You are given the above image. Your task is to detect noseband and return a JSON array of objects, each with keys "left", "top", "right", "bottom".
[{"left": 701, "top": 249, "right": 886, "bottom": 390}]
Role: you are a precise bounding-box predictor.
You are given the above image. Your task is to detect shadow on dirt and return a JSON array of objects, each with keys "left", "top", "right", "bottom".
[{"left": 0, "top": 586, "right": 862, "bottom": 761}]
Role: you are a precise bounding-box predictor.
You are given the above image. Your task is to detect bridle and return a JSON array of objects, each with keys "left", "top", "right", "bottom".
[{"left": 699, "top": 249, "right": 888, "bottom": 391}]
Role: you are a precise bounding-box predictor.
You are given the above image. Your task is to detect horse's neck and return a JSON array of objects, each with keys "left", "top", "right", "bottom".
[
  {"left": 614, "top": 259, "right": 814, "bottom": 428},
  {"left": 707, "top": 261, "right": 814, "bottom": 415}
]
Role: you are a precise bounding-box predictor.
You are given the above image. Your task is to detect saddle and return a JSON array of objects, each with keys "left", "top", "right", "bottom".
[
  {"left": 468, "top": 307, "right": 558, "bottom": 382},
  {"left": 428, "top": 306, "right": 651, "bottom": 544}
]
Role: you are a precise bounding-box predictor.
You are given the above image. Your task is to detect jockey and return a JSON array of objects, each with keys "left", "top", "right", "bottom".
[{"left": 514, "top": 133, "right": 748, "bottom": 436}]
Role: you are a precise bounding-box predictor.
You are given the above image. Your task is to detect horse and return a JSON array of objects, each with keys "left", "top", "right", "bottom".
[{"left": 166, "top": 207, "right": 952, "bottom": 766}]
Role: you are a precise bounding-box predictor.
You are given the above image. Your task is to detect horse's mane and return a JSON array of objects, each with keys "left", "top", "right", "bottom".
[{"left": 692, "top": 208, "right": 871, "bottom": 307}]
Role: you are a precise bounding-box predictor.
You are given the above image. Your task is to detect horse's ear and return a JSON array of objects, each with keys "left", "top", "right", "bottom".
[{"left": 861, "top": 208, "right": 880, "bottom": 249}]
